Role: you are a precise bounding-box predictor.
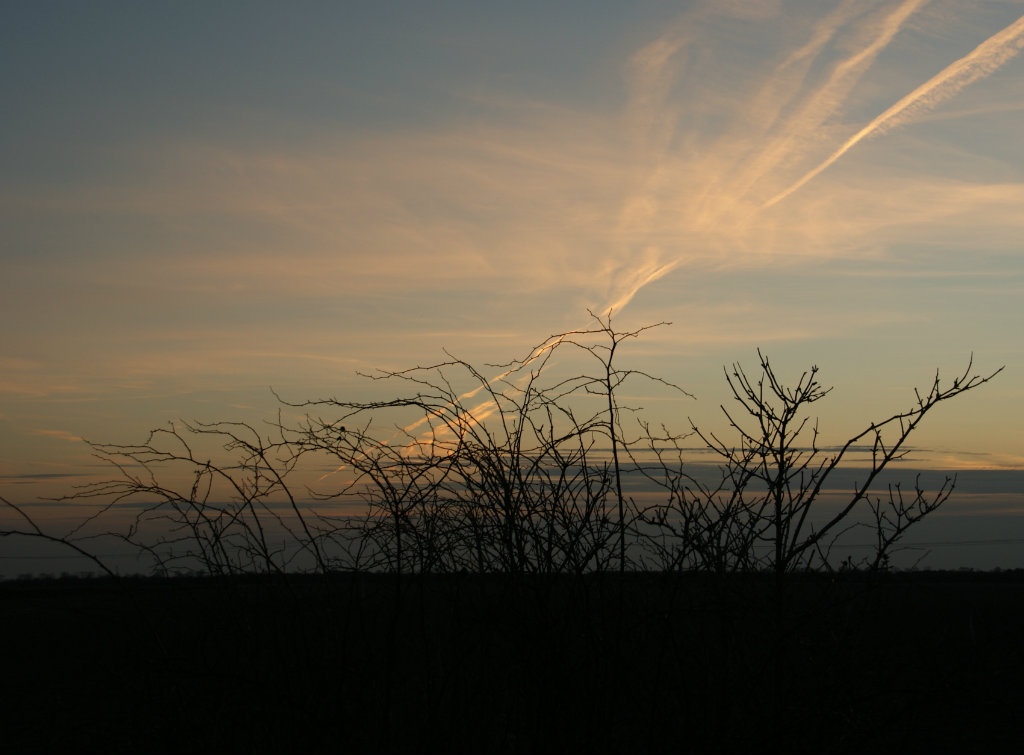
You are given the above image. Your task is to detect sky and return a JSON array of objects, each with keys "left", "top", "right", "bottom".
[{"left": 2, "top": 1, "right": 1024, "bottom": 570}]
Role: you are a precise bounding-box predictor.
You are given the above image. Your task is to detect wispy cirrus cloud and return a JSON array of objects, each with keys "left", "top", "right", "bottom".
[
  {"left": 593, "top": 1, "right": 935, "bottom": 312},
  {"left": 33, "top": 429, "right": 84, "bottom": 443},
  {"left": 4, "top": 2, "right": 1022, "bottom": 404},
  {"left": 598, "top": 1, "right": 1024, "bottom": 315},
  {"left": 763, "top": 8, "right": 1024, "bottom": 208},
  {"left": 7, "top": 3, "right": 1020, "bottom": 324}
]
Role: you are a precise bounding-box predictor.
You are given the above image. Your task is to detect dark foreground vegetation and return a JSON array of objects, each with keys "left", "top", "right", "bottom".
[
  {"left": 2, "top": 317, "right": 1014, "bottom": 752},
  {"left": 3, "top": 569, "right": 1024, "bottom": 754}
]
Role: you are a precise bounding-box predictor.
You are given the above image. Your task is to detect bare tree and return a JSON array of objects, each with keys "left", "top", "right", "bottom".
[
  {"left": 0, "top": 324, "right": 1007, "bottom": 755},
  {"left": 2, "top": 320, "right": 999, "bottom": 587},
  {"left": 279, "top": 313, "right": 689, "bottom": 575},
  {"left": 44, "top": 419, "right": 321, "bottom": 576},
  {"left": 641, "top": 350, "right": 1002, "bottom": 598}
]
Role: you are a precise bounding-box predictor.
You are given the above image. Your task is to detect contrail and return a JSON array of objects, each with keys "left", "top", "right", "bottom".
[
  {"left": 326, "top": 9, "right": 1024, "bottom": 484},
  {"left": 319, "top": 332, "right": 571, "bottom": 479},
  {"left": 604, "top": 1, "right": 927, "bottom": 317},
  {"left": 601, "top": 258, "right": 681, "bottom": 316},
  {"left": 731, "top": 0, "right": 926, "bottom": 205},
  {"left": 763, "top": 12, "right": 1024, "bottom": 209}
]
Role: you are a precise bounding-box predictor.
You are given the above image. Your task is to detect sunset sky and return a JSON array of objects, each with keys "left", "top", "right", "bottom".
[{"left": 3, "top": 0, "right": 1024, "bottom": 522}]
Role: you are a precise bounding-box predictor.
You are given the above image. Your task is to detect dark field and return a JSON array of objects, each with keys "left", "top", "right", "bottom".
[{"left": 3, "top": 571, "right": 1023, "bottom": 754}]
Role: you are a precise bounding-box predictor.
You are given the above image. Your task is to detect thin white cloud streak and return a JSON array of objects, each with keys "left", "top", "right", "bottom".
[
  {"left": 930, "top": 453, "right": 1024, "bottom": 471},
  {"left": 9, "top": 3, "right": 1019, "bottom": 320},
  {"left": 601, "top": 0, "right": 931, "bottom": 313},
  {"left": 596, "top": 2, "right": 1024, "bottom": 317},
  {"left": 763, "top": 10, "right": 1024, "bottom": 208},
  {"left": 319, "top": 332, "right": 573, "bottom": 478},
  {"left": 6, "top": 3, "right": 1023, "bottom": 379},
  {"left": 722, "top": 0, "right": 927, "bottom": 207},
  {"left": 4, "top": 3, "right": 1022, "bottom": 487},
  {"left": 601, "top": 257, "right": 682, "bottom": 316},
  {"left": 33, "top": 429, "right": 85, "bottom": 443}
]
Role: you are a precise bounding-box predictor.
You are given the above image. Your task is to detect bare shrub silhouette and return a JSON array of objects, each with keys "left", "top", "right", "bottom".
[
  {"left": 0, "top": 317, "right": 1009, "bottom": 754},
  {"left": 637, "top": 351, "right": 1002, "bottom": 593},
  {"left": 626, "top": 351, "right": 1002, "bottom": 749},
  {"left": 281, "top": 313, "right": 691, "bottom": 576},
  {"left": 42, "top": 419, "right": 318, "bottom": 576},
  {"left": 2, "top": 316, "right": 1001, "bottom": 582}
]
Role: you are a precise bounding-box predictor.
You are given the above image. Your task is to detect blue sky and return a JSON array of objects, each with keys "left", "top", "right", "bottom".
[{"left": 3, "top": 0, "right": 1024, "bottom": 518}]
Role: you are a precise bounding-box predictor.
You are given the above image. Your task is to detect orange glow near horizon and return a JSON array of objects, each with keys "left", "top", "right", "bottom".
[{"left": 3, "top": 2, "right": 1023, "bottom": 571}]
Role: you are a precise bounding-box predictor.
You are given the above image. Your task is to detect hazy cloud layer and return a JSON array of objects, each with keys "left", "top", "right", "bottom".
[{"left": 1, "top": 1, "right": 1022, "bottom": 478}]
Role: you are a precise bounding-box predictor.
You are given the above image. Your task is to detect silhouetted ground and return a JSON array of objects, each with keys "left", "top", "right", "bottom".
[{"left": 2, "top": 570, "right": 1023, "bottom": 754}]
